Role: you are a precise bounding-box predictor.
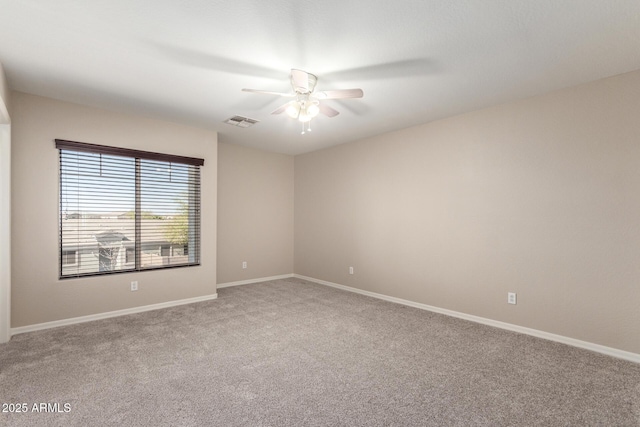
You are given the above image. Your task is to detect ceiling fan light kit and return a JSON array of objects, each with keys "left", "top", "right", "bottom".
[
  {"left": 285, "top": 99, "right": 317, "bottom": 134},
  {"left": 286, "top": 96, "right": 320, "bottom": 122},
  {"left": 242, "top": 69, "right": 364, "bottom": 134}
]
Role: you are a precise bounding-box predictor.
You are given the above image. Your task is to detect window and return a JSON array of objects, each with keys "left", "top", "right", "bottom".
[
  {"left": 160, "top": 245, "right": 170, "bottom": 257},
  {"left": 125, "top": 248, "right": 135, "bottom": 264},
  {"left": 61, "top": 250, "right": 77, "bottom": 265},
  {"left": 57, "top": 139, "right": 204, "bottom": 279}
]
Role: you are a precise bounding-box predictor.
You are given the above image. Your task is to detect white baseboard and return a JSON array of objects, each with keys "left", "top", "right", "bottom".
[
  {"left": 216, "top": 273, "right": 294, "bottom": 289},
  {"left": 10, "top": 293, "right": 218, "bottom": 337},
  {"left": 294, "top": 274, "right": 640, "bottom": 364}
]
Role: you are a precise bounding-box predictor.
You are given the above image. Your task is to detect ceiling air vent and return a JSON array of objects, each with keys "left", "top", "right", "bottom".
[{"left": 223, "top": 115, "right": 259, "bottom": 128}]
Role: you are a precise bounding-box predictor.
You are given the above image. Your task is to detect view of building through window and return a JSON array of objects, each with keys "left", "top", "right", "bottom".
[{"left": 59, "top": 146, "right": 201, "bottom": 278}]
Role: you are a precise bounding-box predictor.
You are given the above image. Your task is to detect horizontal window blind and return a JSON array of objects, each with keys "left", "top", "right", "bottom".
[{"left": 57, "top": 139, "right": 203, "bottom": 279}]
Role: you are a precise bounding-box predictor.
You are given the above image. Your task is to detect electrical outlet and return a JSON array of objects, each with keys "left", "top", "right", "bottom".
[
  {"left": 242, "top": 261, "right": 247, "bottom": 269},
  {"left": 349, "top": 266, "right": 354, "bottom": 275},
  {"left": 131, "top": 281, "right": 138, "bottom": 291},
  {"left": 507, "top": 292, "right": 517, "bottom": 305}
]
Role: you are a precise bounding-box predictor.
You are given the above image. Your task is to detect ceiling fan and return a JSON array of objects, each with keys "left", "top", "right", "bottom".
[{"left": 242, "top": 69, "right": 364, "bottom": 134}]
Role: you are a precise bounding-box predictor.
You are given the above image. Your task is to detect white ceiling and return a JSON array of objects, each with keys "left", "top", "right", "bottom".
[{"left": 1, "top": 1, "right": 639, "bottom": 155}]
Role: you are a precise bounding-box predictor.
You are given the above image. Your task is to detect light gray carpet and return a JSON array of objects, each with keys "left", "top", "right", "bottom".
[{"left": 1, "top": 277, "right": 639, "bottom": 426}]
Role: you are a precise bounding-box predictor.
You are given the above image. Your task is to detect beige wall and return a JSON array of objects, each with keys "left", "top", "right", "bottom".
[
  {"left": 11, "top": 92, "right": 217, "bottom": 327},
  {"left": 217, "top": 142, "right": 293, "bottom": 284},
  {"left": 295, "top": 70, "right": 640, "bottom": 354}
]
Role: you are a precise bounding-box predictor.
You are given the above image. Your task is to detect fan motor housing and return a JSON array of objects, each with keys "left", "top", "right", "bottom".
[{"left": 291, "top": 70, "right": 317, "bottom": 94}]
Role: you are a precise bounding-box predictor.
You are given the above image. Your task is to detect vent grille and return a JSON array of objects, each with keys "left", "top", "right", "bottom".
[{"left": 224, "top": 116, "right": 260, "bottom": 128}]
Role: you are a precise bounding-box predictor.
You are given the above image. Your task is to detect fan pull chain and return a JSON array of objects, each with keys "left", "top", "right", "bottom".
[{"left": 301, "top": 120, "right": 312, "bottom": 135}]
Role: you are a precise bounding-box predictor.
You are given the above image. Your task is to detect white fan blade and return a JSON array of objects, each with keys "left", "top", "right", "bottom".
[
  {"left": 291, "top": 69, "right": 310, "bottom": 93},
  {"left": 242, "top": 88, "right": 295, "bottom": 97},
  {"left": 271, "top": 101, "right": 294, "bottom": 115},
  {"left": 315, "top": 89, "right": 364, "bottom": 99},
  {"left": 318, "top": 103, "right": 339, "bottom": 118}
]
